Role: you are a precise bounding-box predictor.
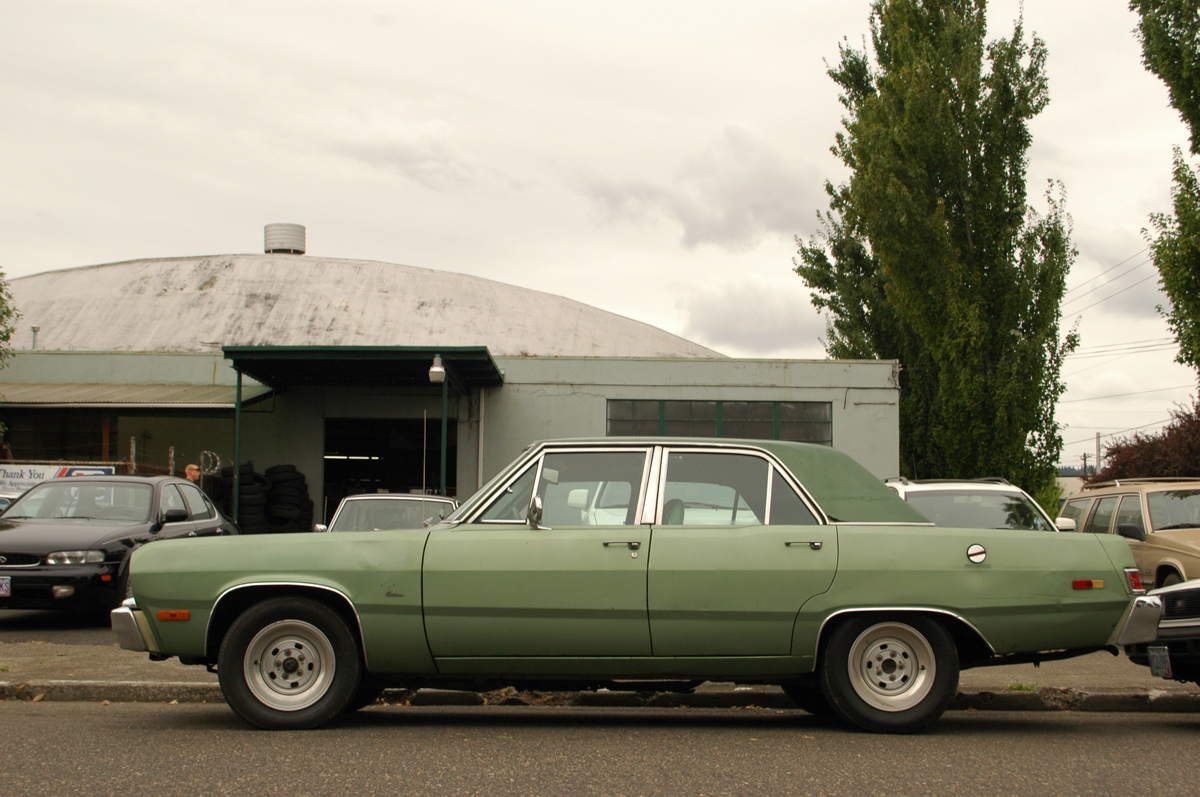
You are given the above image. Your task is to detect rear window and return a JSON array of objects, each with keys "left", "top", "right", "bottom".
[{"left": 904, "top": 489, "right": 1053, "bottom": 531}]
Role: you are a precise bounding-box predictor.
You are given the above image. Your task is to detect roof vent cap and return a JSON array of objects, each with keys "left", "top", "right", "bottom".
[{"left": 264, "top": 223, "right": 306, "bottom": 255}]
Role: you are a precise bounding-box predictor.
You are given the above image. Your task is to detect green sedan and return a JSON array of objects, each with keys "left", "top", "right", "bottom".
[{"left": 112, "top": 438, "right": 1159, "bottom": 733}]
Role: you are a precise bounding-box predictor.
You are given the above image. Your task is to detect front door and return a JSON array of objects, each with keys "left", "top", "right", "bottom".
[{"left": 423, "top": 448, "right": 653, "bottom": 657}]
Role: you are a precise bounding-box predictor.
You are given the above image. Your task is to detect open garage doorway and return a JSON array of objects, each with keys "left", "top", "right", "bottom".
[{"left": 322, "top": 417, "right": 456, "bottom": 524}]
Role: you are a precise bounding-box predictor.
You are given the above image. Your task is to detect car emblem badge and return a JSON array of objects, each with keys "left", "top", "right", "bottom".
[{"left": 966, "top": 544, "right": 987, "bottom": 564}]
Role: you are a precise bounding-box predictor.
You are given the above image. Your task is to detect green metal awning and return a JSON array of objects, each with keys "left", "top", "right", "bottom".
[
  {"left": 0, "top": 382, "right": 273, "bottom": 408},
  {"left": 222, "top": 345, "right": 504, "bottom": 390}
]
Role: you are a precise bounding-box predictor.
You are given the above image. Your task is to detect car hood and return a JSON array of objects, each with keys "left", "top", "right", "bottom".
[{"left": 0, "top": 517, "right": 149, "bottom": 555}]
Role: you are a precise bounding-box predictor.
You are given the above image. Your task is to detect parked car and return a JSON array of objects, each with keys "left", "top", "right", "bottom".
[
  {"left": 1121, "top": 578, "right": 1200, "bottom": 686},
  {"left": 885, "top": 477, "right": 1071, "bottom": 531},
  {"left": 1061, "top": 478, "right": 1200, "bottom": 589},
  {"left": 113, "top": 438, "right": 1154, "bottom": 734},
  {"left": 0, "top": 475, "right": 237, "bottom": 612},
  {"left": 315, "top": 493, "right": 457, "bottom": 532},
  {"left": 0, "top": 490, "right": 22, "bottom": 513}
]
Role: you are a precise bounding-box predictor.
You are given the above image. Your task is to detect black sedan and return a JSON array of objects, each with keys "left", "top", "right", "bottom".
[{"left": 0, "top": 475, "right": 236, "bottom": 612}]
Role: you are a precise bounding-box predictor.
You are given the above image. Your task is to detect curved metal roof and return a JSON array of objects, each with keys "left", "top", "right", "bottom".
[{"left": 9, "top": 254, "right": 723, "bottom": 358}]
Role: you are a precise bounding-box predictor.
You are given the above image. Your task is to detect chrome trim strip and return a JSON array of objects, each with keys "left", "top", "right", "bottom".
[
  {"left": 208, "top": 581, "right": 367, "bottom": 664},
  {"left": 811, "top": 607, "right": 997, "bottom": 660}
]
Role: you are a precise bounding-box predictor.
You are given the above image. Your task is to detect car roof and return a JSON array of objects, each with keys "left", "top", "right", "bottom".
[
  {"left": 886, "top": 478, "right": 1027, "bottom": 495},
  {"left": 518, "top": 437, "right": 928, "bottom": 524},
  {"left": 341, "top": 493, "right": 455, "bottom": 502},
  {"left": 27, "top": 474, "right": 183, "bottom": 485},
  {"left": 1068, "top": 477, "right": 1200, "bottom": 500}
]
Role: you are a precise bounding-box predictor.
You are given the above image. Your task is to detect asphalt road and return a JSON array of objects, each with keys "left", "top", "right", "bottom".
[
  {"left": 0, "top": 608, "right": 112, "bottom": 644},
  {"left": 1, "top": 702, "right": 1197, "bottom": 796}
]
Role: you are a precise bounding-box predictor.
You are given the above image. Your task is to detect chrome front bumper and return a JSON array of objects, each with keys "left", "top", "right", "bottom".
[
  {"left": 1113, "top": 594, "right": 1165, "bottom": 647},
  {"left": 110, "top": 598, "right": 159, "bottom": 653}
]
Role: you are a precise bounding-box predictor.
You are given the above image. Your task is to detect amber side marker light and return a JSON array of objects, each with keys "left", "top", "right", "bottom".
[
  {"left": 1072, "top": 579, "right": 1105, "bottom": 590},
  {"left": 157, "top": 610, "right": 191, "bottom": 621}
]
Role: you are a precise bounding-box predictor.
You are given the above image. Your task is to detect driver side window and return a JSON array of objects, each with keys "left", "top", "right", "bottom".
[{"left": 478, "top": 464, "right": 536, "bottom": 523}]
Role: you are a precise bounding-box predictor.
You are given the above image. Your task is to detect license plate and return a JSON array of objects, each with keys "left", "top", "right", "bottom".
[
  {"left": 0, "top": 576, "right": 9, "bottom": 597},
  {"left": 1148, "top": 645, "right": 1174, "bottom": 679}
]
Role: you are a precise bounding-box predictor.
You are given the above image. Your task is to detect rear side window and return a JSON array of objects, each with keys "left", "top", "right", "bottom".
[
  {"left": 179, "top": 483, "right": 215, "bottom": 520},
  {"left": 1083, "top": 496, "right": 1120, "bottom": 534},
  {"left": 661, "top": 451, "right": 767, "bottom": 526},
  {"left": 1060, "top": 499, "right": 1090, "bottom": 527},
  {"left": 769, "top": 469, "right": 818, "bottom": 525}
]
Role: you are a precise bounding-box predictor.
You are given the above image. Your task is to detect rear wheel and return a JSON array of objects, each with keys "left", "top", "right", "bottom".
[
  {"left": 218, "top": 597, "right": 361, "bottom": 729},
  {"left": 819, "top": 616, "right": 958, "bottom": 734},
  {"left": 1160, "top": 572, "right": 1183, "bottom": 588}
]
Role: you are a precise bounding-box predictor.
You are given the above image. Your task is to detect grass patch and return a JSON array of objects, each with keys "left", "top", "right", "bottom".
[{"left": 1008, "top": 681, "right": 1038, "bottom": 692}]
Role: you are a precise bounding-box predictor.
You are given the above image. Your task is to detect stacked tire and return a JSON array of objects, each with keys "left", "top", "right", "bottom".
[
  {"left": 218, "top": 462, "right": 269, "bottom": 535},
  {"left": 216, "top": 463, "right": 313, "bottom": 534},
  {"left": 263, "top": 464, "right": 314, "bottom": 533}
]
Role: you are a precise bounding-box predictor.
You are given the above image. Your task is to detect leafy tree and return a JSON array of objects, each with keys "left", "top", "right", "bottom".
[
  {"left": 1148, "top": 149, "right": 1200, "bottom": 371},
  {"left": 1096, "top": 398, "right": 1200, "bottom": 479},
  {"left": 0, "top": 267, "right": 19, "bottom": 441},
  {"left": 1131, "top": 2, "right": 1200, "bottom": 374},
  {"left": 795, "top": 0, "right": 1077, "bottom": 499},
  {"left": 1132, "top": 0, "right": 1200, "bottom": 156}
]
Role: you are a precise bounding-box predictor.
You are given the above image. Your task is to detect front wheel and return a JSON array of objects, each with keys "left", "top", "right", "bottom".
[
  {"left": 218, "top": 597, "right": 362, "bottom": 729},
  {"left": 819, "top": 616, "right": 959, "bottom": 734}
]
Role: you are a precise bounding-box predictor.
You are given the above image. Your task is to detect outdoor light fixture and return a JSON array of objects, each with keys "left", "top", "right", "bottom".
[{"left": 428, "top": 354, "right": 446, "bottom": 384}]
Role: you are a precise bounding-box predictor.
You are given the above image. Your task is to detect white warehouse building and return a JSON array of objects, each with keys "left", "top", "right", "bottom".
[{"left": 0, "top": 225, "right": 901, "bottom": 524}]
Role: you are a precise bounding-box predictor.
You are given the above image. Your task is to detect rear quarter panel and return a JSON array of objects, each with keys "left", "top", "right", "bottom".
[
  {"left": 129, "top": 531, "right": 434, "bottom": 672},
  {"left": 793, "top": 524, "right": 1136, "bottom": 659}
]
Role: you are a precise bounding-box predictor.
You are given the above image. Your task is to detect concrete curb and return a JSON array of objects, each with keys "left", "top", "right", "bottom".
[{"left": 4, "top": 680, "right": 1199, "bottom": 712}]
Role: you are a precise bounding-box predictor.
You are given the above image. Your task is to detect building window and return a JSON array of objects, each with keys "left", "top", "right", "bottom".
[{"left": 606, "top": 400, "right": 832, "bottom": 444}]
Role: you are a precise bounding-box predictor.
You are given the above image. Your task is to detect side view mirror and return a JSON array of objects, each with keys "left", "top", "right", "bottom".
[
  {"left": 528, "top": 495, "right": 550, "bottom": 530},
  {"left": 162, "top": 508, "right": 189, "bottom": 524},
  {"left": 1055, "top": 517, "right": 1077, "bottom": 531},
  {"left": 313, "top": 524, "right": 329, "bottom": 533},
  {"left": 1117, "top": 523, "right": 1147, "bottom": 543}
]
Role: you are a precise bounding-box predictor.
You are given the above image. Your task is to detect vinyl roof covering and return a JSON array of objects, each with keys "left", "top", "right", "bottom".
[
  {"left": 225, "top": 345, "right": 503, "bottom": 389},
  {"left": 9, "top": 255, "right": 723, "bottom": 359},
  {"left": 0, "top": 382, "right": 273, "bottom": 408}
]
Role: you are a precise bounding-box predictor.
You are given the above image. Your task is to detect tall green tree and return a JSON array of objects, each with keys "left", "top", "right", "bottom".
[
  {"left": 795, "top": 0, "right": 1077, "bottom": 500},
  {"left": 1132, "top": 1, "right": 1200, "bottom": 375},
  {"left": 1132, "top": 0, "right": 1200, "bottom": 157}
]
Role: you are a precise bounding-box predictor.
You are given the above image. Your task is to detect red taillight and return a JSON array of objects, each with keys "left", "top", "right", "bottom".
[
  {"left": 1124, "top": 567, "right": 1145, "bottom": 594},
  {"left": 1072, "top": 579, "right": 1104, "bottom": 590}
]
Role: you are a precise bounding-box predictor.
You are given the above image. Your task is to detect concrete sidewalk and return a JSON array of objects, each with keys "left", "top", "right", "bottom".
[{"left": 2, "top": 639, "right": 1199, "bottom": 712}]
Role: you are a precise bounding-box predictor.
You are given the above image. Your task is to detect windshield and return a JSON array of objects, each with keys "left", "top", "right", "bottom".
[
  {"left": 905, "top": 489, "right": 1054, "bottom": 531},
  {"left": 5, "top": 481, "right": 153, "bottom": 524},
  {"left": 330, "top": 497, "right": 452, "bottom": 531},
  {"left": 1148, "top": 489, "right": 1200, "bottom": 530}
]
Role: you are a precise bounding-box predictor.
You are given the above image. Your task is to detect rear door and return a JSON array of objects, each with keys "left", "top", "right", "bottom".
[{"left": 646, "top": 447, "right": 837, "bottom": 656}]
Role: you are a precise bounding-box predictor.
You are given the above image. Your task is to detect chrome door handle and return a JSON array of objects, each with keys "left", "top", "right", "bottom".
[
  {"left": 785, "top": 540, "right": 823, "bottom": 550},
  {"left": 604, "top": 540, "right": 641, "bottom": 550}
]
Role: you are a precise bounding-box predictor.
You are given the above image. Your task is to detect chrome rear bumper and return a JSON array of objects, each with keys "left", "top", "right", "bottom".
[{"left": 1113, "top": 594, "right": 1164, "bottom": 647}]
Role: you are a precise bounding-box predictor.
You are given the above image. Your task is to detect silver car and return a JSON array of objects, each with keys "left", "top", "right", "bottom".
[{"left": 316, "top": 493, "right": 458, "bottom": 532}]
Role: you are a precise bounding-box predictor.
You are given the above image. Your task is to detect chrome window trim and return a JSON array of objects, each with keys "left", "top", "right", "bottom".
[
  {"left": 655, "top": 444, "right": 829, "bottom": 526},
  {"left": 463, "top": 443, "right": 656, "bottom": 527}
]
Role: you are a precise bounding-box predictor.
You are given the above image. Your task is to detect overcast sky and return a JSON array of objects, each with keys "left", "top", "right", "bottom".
[{"left": 1, "top": 0, "right": 1193, "bottom": 472}]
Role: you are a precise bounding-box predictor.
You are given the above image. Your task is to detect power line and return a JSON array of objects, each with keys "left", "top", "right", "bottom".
[
  {"left": 1063, "top": 248, "right": 1149, "bottom": 297},
  {"left": 1059, "top": 383, "right": 1194, "bottom": 403},
  {"left": 1062, "top": 255, "right": 1154, "bottom": 308}
]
